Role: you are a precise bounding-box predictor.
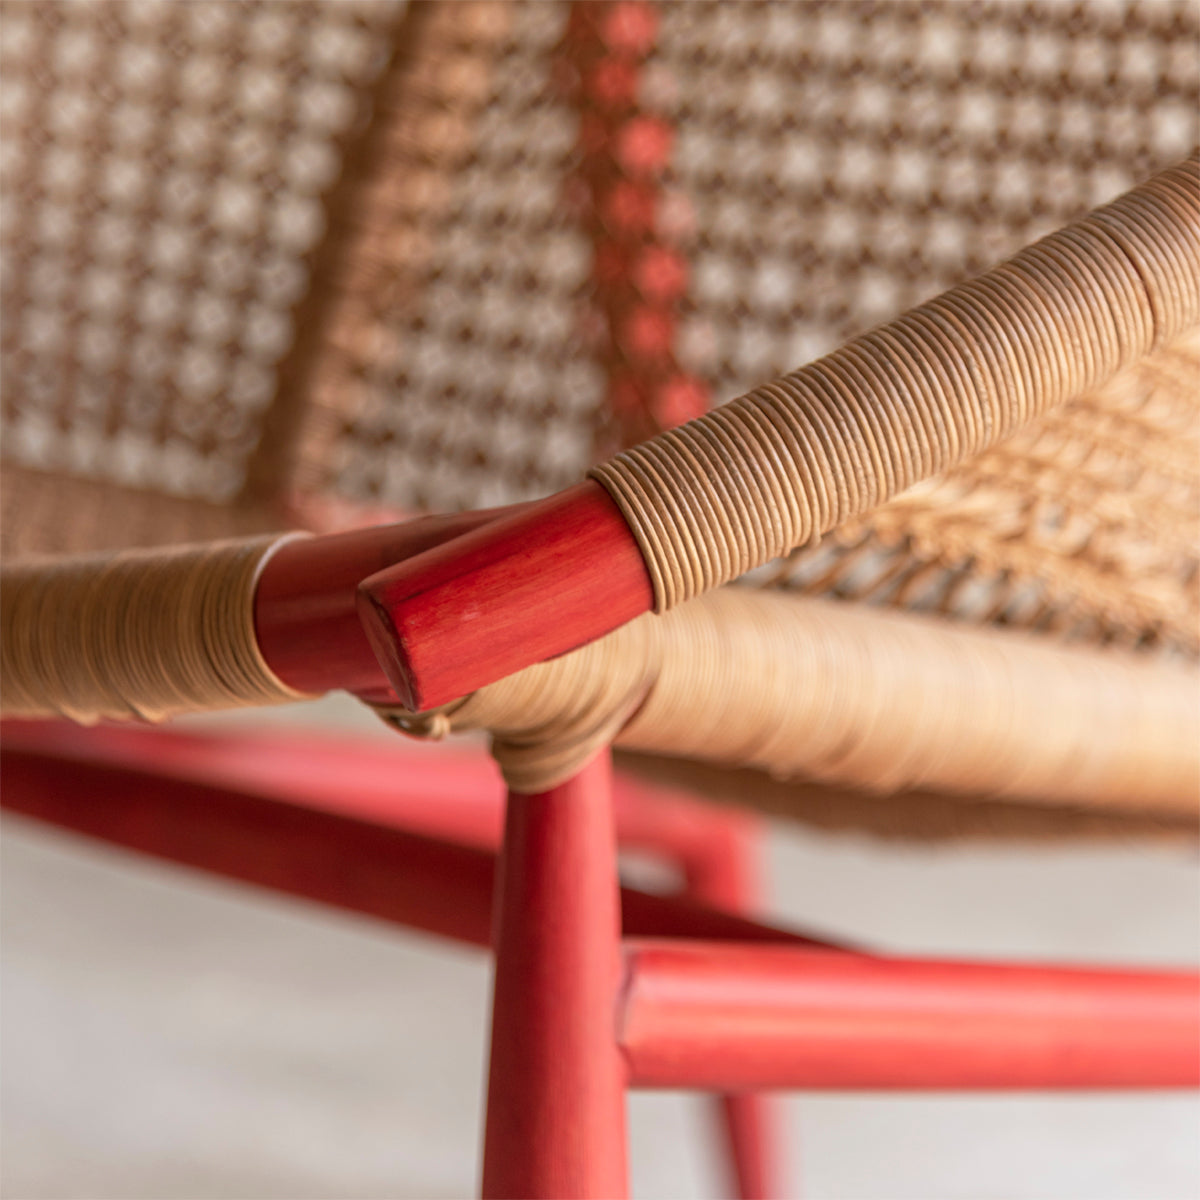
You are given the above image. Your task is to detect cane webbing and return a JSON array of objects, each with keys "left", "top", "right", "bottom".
[
  {"left": 377, "top": 587, "right": 1198, "bottom": 809},
  {"left": 590, "top": 156, "right": 1200, "bottom": 612},
  {"left": 313, "top": 0, "right": 1200, "bottom": 513},
  {"left": 1, "top": 534, "right": 310, "bottom": 722},
  {"left": 768, "top": 329, "right": 1200, "bottom": 655},
  {"left": 0, "top": 0, "right": 404, "bottom": 505}
]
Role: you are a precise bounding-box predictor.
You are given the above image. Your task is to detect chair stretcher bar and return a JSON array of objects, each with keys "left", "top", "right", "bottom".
[
  {"left": 0, "top": 740, "right": 822, "bottom": 952},
  {"left": 4, "top": 741, "right": 1194, "bottom": 1093},
  {"left": 619, "top": 941, "right": 1200, "bottom": 1090}
]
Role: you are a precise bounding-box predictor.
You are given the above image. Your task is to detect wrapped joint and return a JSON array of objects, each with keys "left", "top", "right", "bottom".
[{"left": 373, "top": 587, "right": 1198, "bottom": 810}]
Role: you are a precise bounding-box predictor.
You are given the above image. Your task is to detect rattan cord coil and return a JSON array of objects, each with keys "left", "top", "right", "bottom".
[
  {"left": 0, "top": 534, "right": 311, "bottom": 723},
  {"left": 377, "top": 586, "right": 1198, "bottom": 807},
  {"left": 591, "top": 156, "right": 1200, "bottom": 612}
]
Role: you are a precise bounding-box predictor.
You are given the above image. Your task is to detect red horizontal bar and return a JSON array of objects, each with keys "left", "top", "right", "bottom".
[
  {"left": 0, "top": 746, "right": 821, "bottom": 950},
  {"left": 10, "top": 743, "right": 1190, "bottom": 1095},
  {"left": 2, "top": 746, "right": 498, "bottom": 945},
  {"left": 620, "top": 941, "right": 1200, "bottom": 1091},
  {"left": 356, "top": 481, "right": 652, "bottom": 710},
  {"left": 0, "top": 721, "right": 766, "bottom": 882},
  {"left": 2, "top": 719, "right": 504, "bottom": 846}
]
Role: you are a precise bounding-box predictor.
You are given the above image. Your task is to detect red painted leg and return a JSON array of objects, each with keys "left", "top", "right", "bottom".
[
  {"left": 716, "top": 1094, "right": 781, "bottom": 1200},
  {"left": 691, "top": 825, "right": 782, "bottom": 1200},
  {"left": 683, "top": 820, "right": 784, "bottom": 1200},
  {"left": 482, "top": 750, "right": 629, "bottom": 1199}
]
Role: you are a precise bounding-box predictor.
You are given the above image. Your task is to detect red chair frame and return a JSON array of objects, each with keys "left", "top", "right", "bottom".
[
  {"left": 3, "top": 510, "right": 1198, "bottom": 1198},
  {"left": 4, "top": 713, "right": 1197, "bottom": 1199}
]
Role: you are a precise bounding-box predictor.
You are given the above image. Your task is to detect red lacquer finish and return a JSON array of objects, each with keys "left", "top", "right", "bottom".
[
  {"left": 716, "top": 1092, "right": 780, "bottom": 1200},
  {"left": 482, "top": 751, "right": 629, "bottom": 1199},
  {"left": 672, "top": 800, "right": 783, "bottom": 1200},
  {"left": 2, "top": 747, "right": 498, "bottom": 946},
  {"left": 356, "top": 480, "right": 653, "bottom": 711},
  {"left": 2, "top": 719, "right": 506, "bottom": 845},
  {"left": 0, "top": 723, "right": 792, "bottom": 902},
  {"left": 254, "top": 504, "right": 526, "bottom": 698},
  {"left": 0, "top": 728, "right": 819, "bottom": 944},
  {"left": 620, "top": 941, "right": 1200, "bottom": 1091}
]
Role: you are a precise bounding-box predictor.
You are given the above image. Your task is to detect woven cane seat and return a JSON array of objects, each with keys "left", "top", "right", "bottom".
[{"left": 2, "top": 1, "right": 1198, "bottom": 839}]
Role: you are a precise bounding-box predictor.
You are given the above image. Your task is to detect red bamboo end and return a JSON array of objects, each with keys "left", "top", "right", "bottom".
[
  {"left": 255, "top": 506, "right": 525, "bottom": 697},
  {"left": 356, "top": 480, "right": 654, "bottom": 711}
]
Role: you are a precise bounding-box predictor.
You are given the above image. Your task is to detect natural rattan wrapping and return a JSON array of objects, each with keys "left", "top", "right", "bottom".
[
  {"left": 769, "top": 330, "right": 1200, "bottom": 655},
  {"left": 1, "top": 0, "right": 404, "bottom": 506},
  {"left": 591, "top": 157, "right": 1200, "bottom": 612},
  {"left": 1, "top": 534, "right": 309, "bottom": 722},
  {"left": 377, "top": 587, "right": 1198, "bottom": 808},
  {"left": 315, "top": 1, "right": 1200, "bottom": 512},
  {"left": 1, "top": 3, "right": 1197, "bottom": 841}
]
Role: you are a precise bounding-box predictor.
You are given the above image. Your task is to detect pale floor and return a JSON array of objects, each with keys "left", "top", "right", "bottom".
[{"left": 3, "top": 696, "right": 1199, "bottom": 1200}]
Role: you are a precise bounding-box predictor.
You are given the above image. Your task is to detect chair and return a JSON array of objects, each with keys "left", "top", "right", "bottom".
[{"left": 3, "top": 3, "right": 1198, "bottom": 1196}]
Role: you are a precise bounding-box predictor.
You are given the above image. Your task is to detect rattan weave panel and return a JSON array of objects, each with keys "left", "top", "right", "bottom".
[
  {"left": 1, "top": 0, "right": 403, "bottom": 502},
  {"left": 2, "top": 0, "right": 1196, "bottom": 655}
]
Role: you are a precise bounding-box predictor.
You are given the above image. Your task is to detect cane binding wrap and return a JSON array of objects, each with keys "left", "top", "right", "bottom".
[
  {"left": 1, "top": 5, "right": 1196, "bottom": 839},
  {"left": 1, "top": 535, "right": 311, "bottom": 723},
  {"left": 590, "top": 156, "right": 1200, "bottom": 612},
  {"left": 375, "top": 587, "right": 1198, "bottom": 808}
]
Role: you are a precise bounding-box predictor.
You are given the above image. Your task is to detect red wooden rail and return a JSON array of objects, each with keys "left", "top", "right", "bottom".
[
  {"left": 0, "top": 732, "right": 820, "bottom": 951},
  {"left": 0, "top": 721, "right": 772, "bottom": 896},
  {"left": 354, "top": 483, "right": 650, "bottom": 710},
  {"left": 1, "top": 723, "right": 787, "bottom": 1197},
  {"left": 620, "top": 941, "right": 1200, "bottom": 1091},
  {"left": 6, "top": 723, "right": 1198, "bottom": 1199},
  {"left": 6, "top": 731, "right": 1196, "bottom": 1098},
  {"left": 255, "top": 504, "right": 527, "bottom": 699}
]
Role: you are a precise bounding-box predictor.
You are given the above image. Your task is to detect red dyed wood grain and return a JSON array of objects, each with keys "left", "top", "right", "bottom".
[
  {"left": 1, "top": 746, "right": 498, "bottom": 947},
  {"left": 8, "top": 735, "right": 1192, "bottom": 1109},
  {"left": 356, "top": 480, "right": 653, "bottom": 711},
  {"left": 482, "top": 752, "right": 629, "bottom": 1198},
  {"left": 255, "top": 505, "right": 528, "bottom": 698},
  {"left": 0, "top": 726, "right": 820, "bottom": 950}
]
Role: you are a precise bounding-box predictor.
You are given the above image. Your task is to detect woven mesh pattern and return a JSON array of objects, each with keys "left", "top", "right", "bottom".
[
  {"left": 0, "top": 0, "right": 402, "bottom": 504},
  {"left": 765, "top": 332, "right": 1200, "bottom": 655},
  {"left": 311, "top": 0, "right": 1199, "bottom": 654},
  {"left": 321, "top": 0, "right": 1200, "bottom": 498},
  {"left": 661, "top": 1, "right": 1199, "bottom": 395},
  {"left": 2, "top": 0, "right": 1197, "bottom": 656},
  {"left": 280, "top": 1, "right": 605, "bottom": 512}
]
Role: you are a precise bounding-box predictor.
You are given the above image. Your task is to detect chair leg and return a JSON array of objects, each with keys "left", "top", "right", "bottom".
[
  {"left": 683, "top": 811, "right": 786, "bottom": 1200},
  {"left": 481, "top": 750, "right": 628, "bottom": 1200},
  {"left": 716, "top": 1092, "right": 783, "bottom": 1200}
]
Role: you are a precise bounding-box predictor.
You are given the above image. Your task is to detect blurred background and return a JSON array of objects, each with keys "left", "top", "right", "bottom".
[{"left": 2, "top": 1, "right": 1198, "bottom": 1196}]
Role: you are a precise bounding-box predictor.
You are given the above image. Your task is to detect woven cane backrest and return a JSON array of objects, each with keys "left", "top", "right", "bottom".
[
  {"left": 0, "top": 0, "right": 405, "bottom": 505},
  {"left": 2, "top": 1, "right": 1197, "bottom": 651}
]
